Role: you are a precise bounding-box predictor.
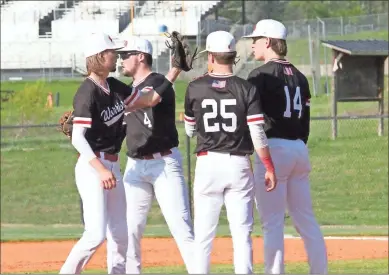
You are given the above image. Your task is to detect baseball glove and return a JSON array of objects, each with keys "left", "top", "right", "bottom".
[
  {"left": 58, "top": 110, "right": 74, "bottom": 138},
  {"left": 165, "top": 31, "right": 198, "bottom": 72}
]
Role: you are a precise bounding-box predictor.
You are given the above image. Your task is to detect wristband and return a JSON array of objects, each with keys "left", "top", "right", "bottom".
[
  {"left": 154, "top": 77, "right": 173, "bottom": 96},
  {"left": 260, "top": 156, "right": 275, "bottom": 173}
]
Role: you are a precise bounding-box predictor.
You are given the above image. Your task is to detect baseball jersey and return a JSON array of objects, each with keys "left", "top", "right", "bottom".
[
  {"left": 124, "top": 72, "right": 179, "bottom": 158},
  {"left": 184, "top": 73, "right": 265, "bottom": 155},
  {"left": 72, "top": 77, "right": 131, "bottom": 154},
  {"left": 247, "top": 58, "right": 311, "bottom": 143}
]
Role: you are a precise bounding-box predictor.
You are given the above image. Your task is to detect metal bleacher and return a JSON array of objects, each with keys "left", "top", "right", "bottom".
[{"left": 0, "top": 0, "right": 221, "bottom": 75}]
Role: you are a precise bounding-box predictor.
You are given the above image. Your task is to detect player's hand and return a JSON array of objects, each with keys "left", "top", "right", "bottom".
[
  {"left": 264, "top": 170, "right": 277, "bottom": 192},
  {"left": 99, "top": 168, "right": 117, "bottom": 190}
]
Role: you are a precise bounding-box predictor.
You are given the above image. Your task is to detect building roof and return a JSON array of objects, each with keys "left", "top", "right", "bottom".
[{"left": 321, "top": 39, "right": 389, "bottom": 56}]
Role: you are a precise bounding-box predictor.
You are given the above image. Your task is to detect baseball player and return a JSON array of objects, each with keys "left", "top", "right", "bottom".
[
  {"left": 59, "top": 32, "right": 129, "bottom": 274},
  {"left": 243, "top": 19, "right": 328, "bottom": 274},
  {"left": 116, "top": 37, "right": 195, "bottom": 274},
  {"left": 184, "top": 31, "right": 277, "bottom": 274},
  {"left": 60, "top": 33, "right": 186, "bottom": 274}
]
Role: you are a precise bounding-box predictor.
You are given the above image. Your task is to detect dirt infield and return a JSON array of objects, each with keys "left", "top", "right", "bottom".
[{"left": 1, "top": 237, "right": 388, "bottom": 273}]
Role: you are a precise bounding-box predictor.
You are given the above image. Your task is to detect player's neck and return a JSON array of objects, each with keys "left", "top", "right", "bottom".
[
  {"left": 210, "top": 64, "right": 233, "bottom": 75},
  {"left": 133, "top": 67, "right": 152, "bottom": 85},
  {"left": 264, "top": 53, "right": 285, "bottom": 64},
  {"left": 88, "top": 72, "right": 109, "bottom": 86}
]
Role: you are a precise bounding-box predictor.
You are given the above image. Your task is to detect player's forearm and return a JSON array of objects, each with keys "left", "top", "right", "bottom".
[
  {"left": 125, "top": 90, "right": 159, "bottom": 111},
  {"left": 302, "top": 106, "right": 310, "bottom": 144},
  {"left": 255, "top": 147, "right": 275, "bottom": 172},
  {"left": 124, "top": 75, "right": 178, "bottom": 111},
  {"left": 165, "top": 67, "right": 181, "bottom": 83},
  {"left": 249, "top": 124, "right": 275, "bottom": 172}
]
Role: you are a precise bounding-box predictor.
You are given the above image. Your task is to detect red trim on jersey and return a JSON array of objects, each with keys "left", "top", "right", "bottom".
[
  {"left": 270, "top": 58, "right": 290, "bottom": 65},
  {"left": 247, "top": 114, "right": 264, "bottom": 124},
  {"left": 73, "top": 117, "right": 92, "bottom": 125},
  {"left": 73, "top": 118, "right": 92, "bottom": 128},
  {"left": 184, "top": 117, "right": 195, "bottom": 122},
  {"left": 184, "top": 115, "right": 196, "bottom": 125},
  {"left": 247, "top": 117, "right": 264, "bottom": 123},
  {"left": 87, "top": 77, "right": 110, "bottom": 95},
  {"left": 124, "top": 89, "right": 139, "bottom": 106},
  {"left": 73, "top": 120, "right": 92, "bottom": 125}
]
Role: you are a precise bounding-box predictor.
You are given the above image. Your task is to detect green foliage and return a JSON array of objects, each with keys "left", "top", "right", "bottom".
[
  {"left": 217, "top": 1, "right": 388, "bottom": 22},
  {"left": 6, "top": 80, "right": 53, "bottom": 125}
]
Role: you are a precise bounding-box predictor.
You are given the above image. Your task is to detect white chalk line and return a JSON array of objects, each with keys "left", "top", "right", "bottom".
[{"left": 284, "top": 234, "right": 388, "bottom": 241}]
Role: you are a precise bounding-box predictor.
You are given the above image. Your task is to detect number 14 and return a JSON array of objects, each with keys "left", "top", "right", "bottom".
[{"left": 283, "top": 86, "right": 302, "bottom": 118}]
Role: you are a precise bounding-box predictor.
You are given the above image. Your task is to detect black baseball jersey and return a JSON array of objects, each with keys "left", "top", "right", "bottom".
[
  {"left": 72, "top": 77, "right": 131, "bottom": 154},
  {"left": 124, "top": 72, "right": 179, "bottom": 158},
  {"left": 247, "top": 58, "right": 311, "bottom": 143},
  {"left": 184, "top": 73, "right": 265, "bottom": 155}
]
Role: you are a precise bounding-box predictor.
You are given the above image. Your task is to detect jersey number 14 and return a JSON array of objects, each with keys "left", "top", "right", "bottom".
[
  {"left": 202, "top": 99, "right": 237, "bottom": 132},
  {"left": 283, "top": 86, "right": 302, "bottom": 119}
]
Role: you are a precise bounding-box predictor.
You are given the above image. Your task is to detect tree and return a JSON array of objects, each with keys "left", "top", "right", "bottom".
[
  {"left": 10, "top": 80, "right": 54, "bottom": 125},
  {"left": 245, "top": 0, "right": 287, "bottom": 23}
]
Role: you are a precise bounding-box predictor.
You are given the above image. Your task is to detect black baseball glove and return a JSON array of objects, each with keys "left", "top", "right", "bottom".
[
  {"left": 165, "top": 31, "right": 198, "bottom": 72},
  {"left": 58, "top": 110, "right": 74, "bottom": 139}
]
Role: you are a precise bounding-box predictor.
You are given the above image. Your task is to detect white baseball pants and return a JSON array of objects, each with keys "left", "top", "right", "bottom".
[
  {"left": 253, "top": 138, "right": 328, "bottom": 274},
  {"left": 123, "top": 147, "right": 194, "bottom": 274},
  {"left": 60, "top": 153, "right": 128, "bottom": 274},
  {"left": 193, "top": 151, "right": 254, "bottom": 274}
]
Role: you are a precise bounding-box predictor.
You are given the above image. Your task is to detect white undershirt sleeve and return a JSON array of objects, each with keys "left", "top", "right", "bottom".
[
  {"left": 184, "top": 121, "right": 196, "bottom": 137},
  {"left": 71, "top": 125, "right": 97, "bottom": 162},
  {"left": 184, "top": 114, "right": 196, "bottom": 138},
  {"left": 248, "top": 124, "right": 268, "bottom": 149}
]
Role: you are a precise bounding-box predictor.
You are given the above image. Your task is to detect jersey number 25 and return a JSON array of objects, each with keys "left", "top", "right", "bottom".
[{"left": 202, "top": 99, "right": 237, "bottom": 132}]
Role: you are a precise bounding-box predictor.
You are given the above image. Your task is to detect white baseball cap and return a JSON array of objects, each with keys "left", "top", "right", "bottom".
[
  {"left": 83, "top": 33, "right": 125, "bottom": 58},
  {"left": 117, "top": 37, "right": 153, "bottom": 55},
  {"left": 243, "top": 19, "right": 287, "bottom": 40},
  {"left": 199, "top": 31, "right": 236, "bottom": 54}
]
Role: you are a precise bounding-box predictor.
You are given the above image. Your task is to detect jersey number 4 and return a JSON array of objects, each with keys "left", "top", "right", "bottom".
[
  {"left": 202, "top": 99, "right": 237, "bottom": 132},
  {"left": 283, "top": 86, "right": 302, "bottom": 119},
  {"left": 144, "top": 112, "right": 152, "bottom": 128}
]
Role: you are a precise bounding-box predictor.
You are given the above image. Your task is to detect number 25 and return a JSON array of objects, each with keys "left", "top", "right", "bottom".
[
  {"left": 283, "top": 86, "right": 302, "bottom": 118},
  {"left": 202, "top": 99, "right": 237, "bottom": 132}
]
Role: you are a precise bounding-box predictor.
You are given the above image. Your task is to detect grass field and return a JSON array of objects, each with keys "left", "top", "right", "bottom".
[{"left": 1, "top": 77, "right": 388, "bottom": 239}]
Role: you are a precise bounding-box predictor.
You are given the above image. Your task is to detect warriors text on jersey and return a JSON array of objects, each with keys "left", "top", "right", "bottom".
[
  {"left": 247, "top": 58, "right": 311, "bottom": 143},
  {"left": 124, "top": 72, "right": 179, "bottom": 158},
  {"left": 72, "top": 77, "right": 131, "bottom": 154},
  {"left": 184, "top": 73, "right": 265, "bottom": 155}
]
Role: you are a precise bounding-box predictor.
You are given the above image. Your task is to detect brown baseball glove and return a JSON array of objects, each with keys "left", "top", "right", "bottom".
[
  {"left": 58, "top": 110, "right": 74, "bottom": 138},
  {"left": 165, "top": 31, "right": 198, "bottom": 72}
]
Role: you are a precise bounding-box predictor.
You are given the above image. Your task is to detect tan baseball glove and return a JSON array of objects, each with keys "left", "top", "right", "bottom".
[{"left": 58, "top": 110, "right": 74, "bottom": 139}]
